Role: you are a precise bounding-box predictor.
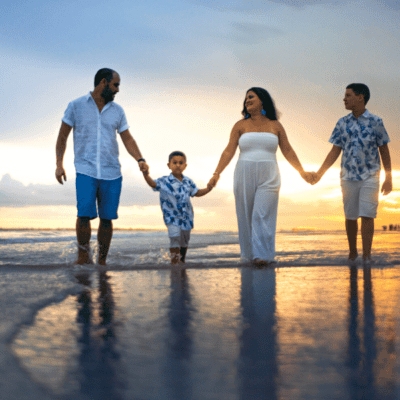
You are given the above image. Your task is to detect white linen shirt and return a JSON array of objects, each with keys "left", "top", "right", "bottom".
[
  {"left": 329, "top": 110, "right": 390, "bottom": 181},
  {"left": 62, "top": 93, "right": 129, "bottom": 180},
  {"left": 153, "top": 174, "right": 199, "bottom": 230}
]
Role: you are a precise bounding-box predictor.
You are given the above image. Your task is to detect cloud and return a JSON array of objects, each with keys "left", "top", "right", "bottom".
[
  {"left": 227, "top": 22, "right": 284, "bottom": 44},
  {"left": 0, "top": 173, "right": 232, "bottom": 208},
  {"left": 191, "top": 0, "right": 346, "bottom": 11}
]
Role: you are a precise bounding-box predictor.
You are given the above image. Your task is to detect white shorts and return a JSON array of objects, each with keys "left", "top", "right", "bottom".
[
  {"left": 341, "top": 174, "right": 380, "bottom": 220},
  {"left": 167, "top": 225, "right": 191, "bottom": 248}
]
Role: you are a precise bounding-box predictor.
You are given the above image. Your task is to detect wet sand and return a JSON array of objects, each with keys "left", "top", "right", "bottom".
[{"left": 2, "top": 264, "right": 400, "bottom": 400}]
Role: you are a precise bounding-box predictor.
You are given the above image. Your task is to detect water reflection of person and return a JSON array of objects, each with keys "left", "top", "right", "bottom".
[
  {"left": 238, "top": 268, "right": 278, "bottom": 399},
  {"left": 162, "top": 268, "right": 194, "bottom": 399},
  {"left": 346, "top": 266, "right": 377, "bottom": 399},
  {"left": 75, "top": 271, "right": 124, "bottom": 399}
]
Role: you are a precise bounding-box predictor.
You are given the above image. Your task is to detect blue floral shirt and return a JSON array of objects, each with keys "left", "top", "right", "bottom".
[
  {"left": 154, "top": 174, "right": 199, "bottom": 230},
  {"left": 329, "top": 110, "right": 390, "bottom": 181}
]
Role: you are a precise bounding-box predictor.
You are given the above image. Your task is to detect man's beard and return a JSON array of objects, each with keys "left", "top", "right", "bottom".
[{"left": 101, "top": 84, "right": 114, "bottom": 104}]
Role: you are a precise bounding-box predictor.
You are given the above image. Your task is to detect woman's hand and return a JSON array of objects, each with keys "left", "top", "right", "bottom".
[
  {"left": 300, "top": 171, "right": 320, "bottom": 185},
  {"left": 207, "top": 174, "right": 220, "bottom": 189}
]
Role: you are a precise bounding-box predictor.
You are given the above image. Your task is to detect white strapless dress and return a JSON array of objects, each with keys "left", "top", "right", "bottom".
[{"left": 233, "top": 132, "right": 281, "bottom": 261}]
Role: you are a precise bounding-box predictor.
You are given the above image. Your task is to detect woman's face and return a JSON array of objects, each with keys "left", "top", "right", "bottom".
[{"left": 245, "top": 91, "right": 262, "bottom": 114}]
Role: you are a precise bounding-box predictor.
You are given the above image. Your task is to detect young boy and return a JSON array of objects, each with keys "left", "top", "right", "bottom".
[{"left": 142, "top": 151, "right": 213, "bottom": 264}]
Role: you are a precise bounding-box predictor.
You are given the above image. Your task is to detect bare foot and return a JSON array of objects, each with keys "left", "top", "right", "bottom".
[
  {"left": 75, "top": 256, "right": 94, "bottom": 265},
  {"left": 253, "top": 258, "right": 270, "bottom": 268}
]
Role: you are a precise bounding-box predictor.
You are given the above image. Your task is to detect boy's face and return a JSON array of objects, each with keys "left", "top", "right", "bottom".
[
  {"left": 168, "top": 155, "right": 187, "bottom": 176},
  {"left": 343, "top": 88, "right": 364, "bottom": 111}
]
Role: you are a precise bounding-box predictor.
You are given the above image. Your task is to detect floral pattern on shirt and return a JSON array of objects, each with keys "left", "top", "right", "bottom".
[
  {"left": 329, "top": 110, "right": 390, "bottom": 181},
  {"left": 154, "top": 174, "right": 198, "bottom": 230}
]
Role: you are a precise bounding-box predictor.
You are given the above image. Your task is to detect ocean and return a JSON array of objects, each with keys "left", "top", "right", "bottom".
[{"left": 0, "top": 228, "right": 399, "bottom": 267}]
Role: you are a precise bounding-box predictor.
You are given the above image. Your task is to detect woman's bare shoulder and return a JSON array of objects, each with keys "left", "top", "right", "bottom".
[{"left": 271, "top": 120, "right": 286, "bottom": 135}]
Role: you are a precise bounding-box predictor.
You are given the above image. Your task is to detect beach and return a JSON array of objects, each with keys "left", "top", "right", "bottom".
[{"left": 1, "top": 230, "right": 400, "bottom": 399}]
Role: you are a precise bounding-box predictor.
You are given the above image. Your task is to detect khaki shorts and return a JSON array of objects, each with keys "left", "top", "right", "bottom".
[
  {"left": 167, "top": 225, "right": 191, "bottom": 248},
  {"left": 341, "top": 174, "right": 380, "bottom": 220}
]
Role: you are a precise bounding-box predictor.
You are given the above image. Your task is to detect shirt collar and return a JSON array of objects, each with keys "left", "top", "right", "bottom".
[
  {"left": 346, "top": 109, "right": 370, "bottom": 121},
  {"left": 85, "top": 91, "right": 117, "bottom": 113},
  {"left": 168, "top": 173, "right": 187, "bottom": 183}
]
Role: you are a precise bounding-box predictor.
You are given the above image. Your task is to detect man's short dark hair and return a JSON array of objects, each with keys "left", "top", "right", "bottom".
[
  {"left": 168, "top": 151, "right": 186, "bottom": 162},
  {"left": 94, "top": 68, "right": 116, "bottom": 87},
  {"left": 346, "top": 83, "right": 370, "bottom": 105}
]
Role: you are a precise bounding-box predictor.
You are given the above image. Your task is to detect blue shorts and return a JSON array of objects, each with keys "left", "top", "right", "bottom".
[{"left": 76, "top": 173, "right": 122, "bottom": 220}]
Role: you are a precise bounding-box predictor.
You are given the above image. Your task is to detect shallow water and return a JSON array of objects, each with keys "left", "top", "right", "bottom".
[
  {"left": 1, "top": 229, "right": 399, "bottom": 267},
  {"left": 9, "top": 265, "right": 400, "bottom": 400}
]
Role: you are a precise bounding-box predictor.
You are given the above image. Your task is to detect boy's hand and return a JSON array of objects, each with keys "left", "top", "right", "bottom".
[
  {"left": 139, "top": 161, "right": 149, "bottom": 173},
  {"left": 208, "top": 174, "right": 219, "bottom": 188},
  {"left": 381, "top": 177, "right": 392, "bottom": 195}
]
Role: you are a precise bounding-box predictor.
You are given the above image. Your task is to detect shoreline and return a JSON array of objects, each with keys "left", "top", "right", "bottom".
[{"left": 1, "top": 262, "right": 399, "bottom": 270}]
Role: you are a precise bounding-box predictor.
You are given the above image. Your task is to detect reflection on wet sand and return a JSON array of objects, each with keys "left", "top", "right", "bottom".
[
  {"left": 10, "top": 266, "right": 400, "bottom": 399},
  {"left": 162, "top": 268, "right": 194, "bottom": 399},
  {"left": 75, "top": 271, "right": 124, "bottom": 399},
  {"left": 238, "top": 268, "right": 278, "bottom": 400},
  {"left": 346, "top": 266, "right": 377, "bottom": 399}
]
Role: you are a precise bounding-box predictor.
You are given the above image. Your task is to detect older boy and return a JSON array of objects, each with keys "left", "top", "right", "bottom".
[{"left": 313, "top": 83, "right": 392, "bottom": 265}]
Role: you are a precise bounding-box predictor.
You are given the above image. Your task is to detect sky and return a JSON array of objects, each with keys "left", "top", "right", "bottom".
[{"left": 1, "top": 0, "right": 399, "bottom": 230}]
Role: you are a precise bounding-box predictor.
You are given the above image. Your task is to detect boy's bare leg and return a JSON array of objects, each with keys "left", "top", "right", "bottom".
[
  {"left": 76, "top": 217, "right": 93, "bottom": 265},
  {"left": 180, "top": 247, "right": 187, "bottom": 263},
  {"left": 170, "top": 248, "right": 181, "bottom": 264},
  {"left": 345, "top": 219, "right": 358, "bottom": 260},
  {"left": 98, "top": 219, "right": 113, "bottom": 265},
  {"left": 361, "top": 217, "right": 374, "bottom": 260}
]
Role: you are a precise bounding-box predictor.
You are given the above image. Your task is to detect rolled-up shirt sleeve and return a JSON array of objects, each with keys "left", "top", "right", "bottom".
[
  {"left": 118, "top": 109, "right": 130, "bottom": 134},
  {"left": 62, "top": 102, "right": 75, "bottom": 127}
]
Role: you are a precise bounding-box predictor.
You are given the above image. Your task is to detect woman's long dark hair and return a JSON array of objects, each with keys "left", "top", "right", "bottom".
[{"left": 242, "top": 87, "right": 278, "bottom": 120}]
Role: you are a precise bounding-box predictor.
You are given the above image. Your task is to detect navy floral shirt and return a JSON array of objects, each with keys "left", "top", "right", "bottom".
[
  {"left": 329, "top": 110, "right": 390, "bottom": 181},
  {"left": 154, "top": 174, "right": 198, "bottom": 230}
]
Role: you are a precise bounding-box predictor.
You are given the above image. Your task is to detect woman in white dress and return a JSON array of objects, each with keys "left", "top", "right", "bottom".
[{"left": 208, "top": 87, "right": 313, "bottom": 267}]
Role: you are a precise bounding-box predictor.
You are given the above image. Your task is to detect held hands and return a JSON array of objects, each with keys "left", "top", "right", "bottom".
[
  {"left": 207, "top": 174, "right": 220, "bottom": 190},
  {"left": 300, "top": 171, "right": 321, "bottom": 185},
  {"left": 139, "top": 161, "right": 149, "bottom": 174}
]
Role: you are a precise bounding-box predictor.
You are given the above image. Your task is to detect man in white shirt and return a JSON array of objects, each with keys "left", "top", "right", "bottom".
[{"left": 55, "top": 68, "right": 148, "bottom": 265}]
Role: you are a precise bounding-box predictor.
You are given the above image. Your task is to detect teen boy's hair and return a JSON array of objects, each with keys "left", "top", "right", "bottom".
[
  {"left": 346, "top": 83, "right": 370, "bottom": 105},
  {"left": 169, "top": 151, "right": 186, "bottom": 162}
]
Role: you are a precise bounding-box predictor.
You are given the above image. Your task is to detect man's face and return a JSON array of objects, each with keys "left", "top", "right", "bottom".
[
  {"left": 101, "top": 73, "right": 120, "bottom": 104},
  {"left": 343, "top": 88, "right": 363, "bottom": 111}
]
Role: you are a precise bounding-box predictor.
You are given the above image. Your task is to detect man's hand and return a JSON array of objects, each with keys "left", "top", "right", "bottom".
[
  {"left": 56, "top": 166, "right": 67, "bottom": 184},
  {"left": 381, "top": 177, "right": 392, "bottom": 195},
  {"left": 139, "top": 161, "right": 149, "bottom": 174}
]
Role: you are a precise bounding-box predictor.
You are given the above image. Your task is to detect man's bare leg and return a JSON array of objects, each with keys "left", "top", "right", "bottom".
[
  {"left": 76, "top": 217, "right": 92, "bottom": 265},
  {"left": 361, "top": 217, "right": 374, "bottom": 260},
  {"left": 345, "top": 219, "right": 358, "bottom": 261},
  {"left": 98, "top": 219, "right": 113, "bottom": 265}
]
